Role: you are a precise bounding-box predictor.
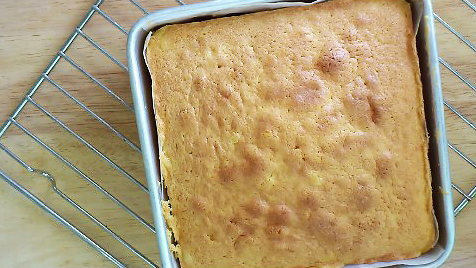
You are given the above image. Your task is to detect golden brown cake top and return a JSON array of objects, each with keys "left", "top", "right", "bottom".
[{"left": 147, "top": 0, "right": 435, "bottom": 267}]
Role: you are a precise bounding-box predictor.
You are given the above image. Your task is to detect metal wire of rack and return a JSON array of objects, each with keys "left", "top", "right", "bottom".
[
  {"left": 433, "top": 0, "right": 476, "bottom": 215},
  {"left": 0, "top": 0, "right": 184, "bottom": 267},
  {"left": 0, "top": 0, "right": 474, "bottom": 267}
]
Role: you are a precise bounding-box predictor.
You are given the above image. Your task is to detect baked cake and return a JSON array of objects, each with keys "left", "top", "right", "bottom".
[{"left": 146, "top": 0, "right": 436, "bottom": 267}]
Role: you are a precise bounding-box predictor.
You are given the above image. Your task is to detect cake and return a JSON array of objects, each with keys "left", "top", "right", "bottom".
[{"left": 146, "top": 0, "right": 436, "bottom": 267}]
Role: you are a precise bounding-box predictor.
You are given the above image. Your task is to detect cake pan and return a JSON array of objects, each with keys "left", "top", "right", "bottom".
[{"left": 127, "top": 0, "right": 455, "bottom": 267}]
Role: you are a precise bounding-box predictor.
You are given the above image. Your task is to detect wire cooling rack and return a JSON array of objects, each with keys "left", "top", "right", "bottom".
[{"left": 0, "top": 0, "right": 474, "bottom": 267}]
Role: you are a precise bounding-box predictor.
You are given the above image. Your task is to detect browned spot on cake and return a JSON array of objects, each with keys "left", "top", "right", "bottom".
[
  {"left": 230, "top": 117, "right": 240, "bottom": 131},
  {"left": 308, "top": 209, "right": 353, "bottom": 253},
  {"left": 299, "top": 189, "right": 320, "bottom": 208},
  {"left": 266, "top": 225, "right": 288, "bottom": 241},
  {"left": 376, "top": 151, "right": 395, "bottom": 179},
  {"left": 230, "top": 67, "right": 246, "bottom": 82},
  {"left": 192, "top": 75, "right": 208, "bottom": 91},
  {"left": 256, "top": 116, "right": 279, "bottom": 132},
  {"left": 190, "top": 196, "right": 207, "bottom": 211},
  {"left": 224, "top": 216, "right": 240, "bottom": 236},
  {"left": 234, "top": 234, "right": 253, "bottom": 250},
  {"left": 368, "top": 95, "right": 385, "bottom": 125},
  {"left": 208, "top": 232, "right": 216, "bottom": 242},
  {"left": 396, "top": 189, "right": 410, "bottom": 201},
  {"left": 218, "top": 162, "right": 237, "bottom": 183},
  {"left": 177, "top": 108, "right": 194, "bottom": 126},
  {"left": 241, "top": 223, "right": 256, "bottom": 236},
  {"left": 218, "top": 143, "right": 268, "bottom": 183},
  {"left": 244, "top": 198, "right": 269, "bottom": 216},
  {"left": 351, "top": 182, "right": 375, "bottom": 212},
  {"left": 262, "top": 53, "right": 279, "bottom": 71},
  {"left": 216, "top": 114, "right": 225, "bottom": 129},
  {"left": 316, "top": 45, "right": 350, "bottom": 73},
  {"left": 263, "top": 73, "right": 325, "bottom": 110},
  {"left": 307, "top": 210, "right": 339, "bottom": 241},
  {"left": 396, "top": 184, "right": 414, "bottom": 202},
  {"left": 227, "top": 216, "right": 256, "bottom": 236},
  {"left": 219, "top": 84, "right": 232, "bottom": 99},
  {"left": 267, "top": 204, "right": 295, "bottom": 226},
  {"left": 240, "top": 143, "right": 267, "bottom": 178},
  {"left": 343, "top": 80, "right": 387, "bottom": 127}
]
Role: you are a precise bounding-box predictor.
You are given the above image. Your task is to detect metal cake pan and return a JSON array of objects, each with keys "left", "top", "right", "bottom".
[{"left": 127, "top": 1, "right": 455, "bottom": 267}]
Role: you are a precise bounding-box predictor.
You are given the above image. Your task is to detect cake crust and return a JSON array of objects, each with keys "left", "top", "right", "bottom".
[{"left": 147, "top": 0, "right": 436, "bottom": 267}]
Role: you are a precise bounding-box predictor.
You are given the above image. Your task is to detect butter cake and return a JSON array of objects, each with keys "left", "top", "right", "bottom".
[{"left": 146, "top": 0, "right": 436, "bottom": 267}]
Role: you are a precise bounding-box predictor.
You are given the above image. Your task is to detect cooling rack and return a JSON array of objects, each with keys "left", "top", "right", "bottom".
[{"left": 0, "top": 0, "right": 474, "bottom": 267}]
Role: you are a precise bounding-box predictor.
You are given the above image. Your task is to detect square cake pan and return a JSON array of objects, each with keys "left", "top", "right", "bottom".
[{"left": 127, "top": 1, "right": 455, "bottom": 267}]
